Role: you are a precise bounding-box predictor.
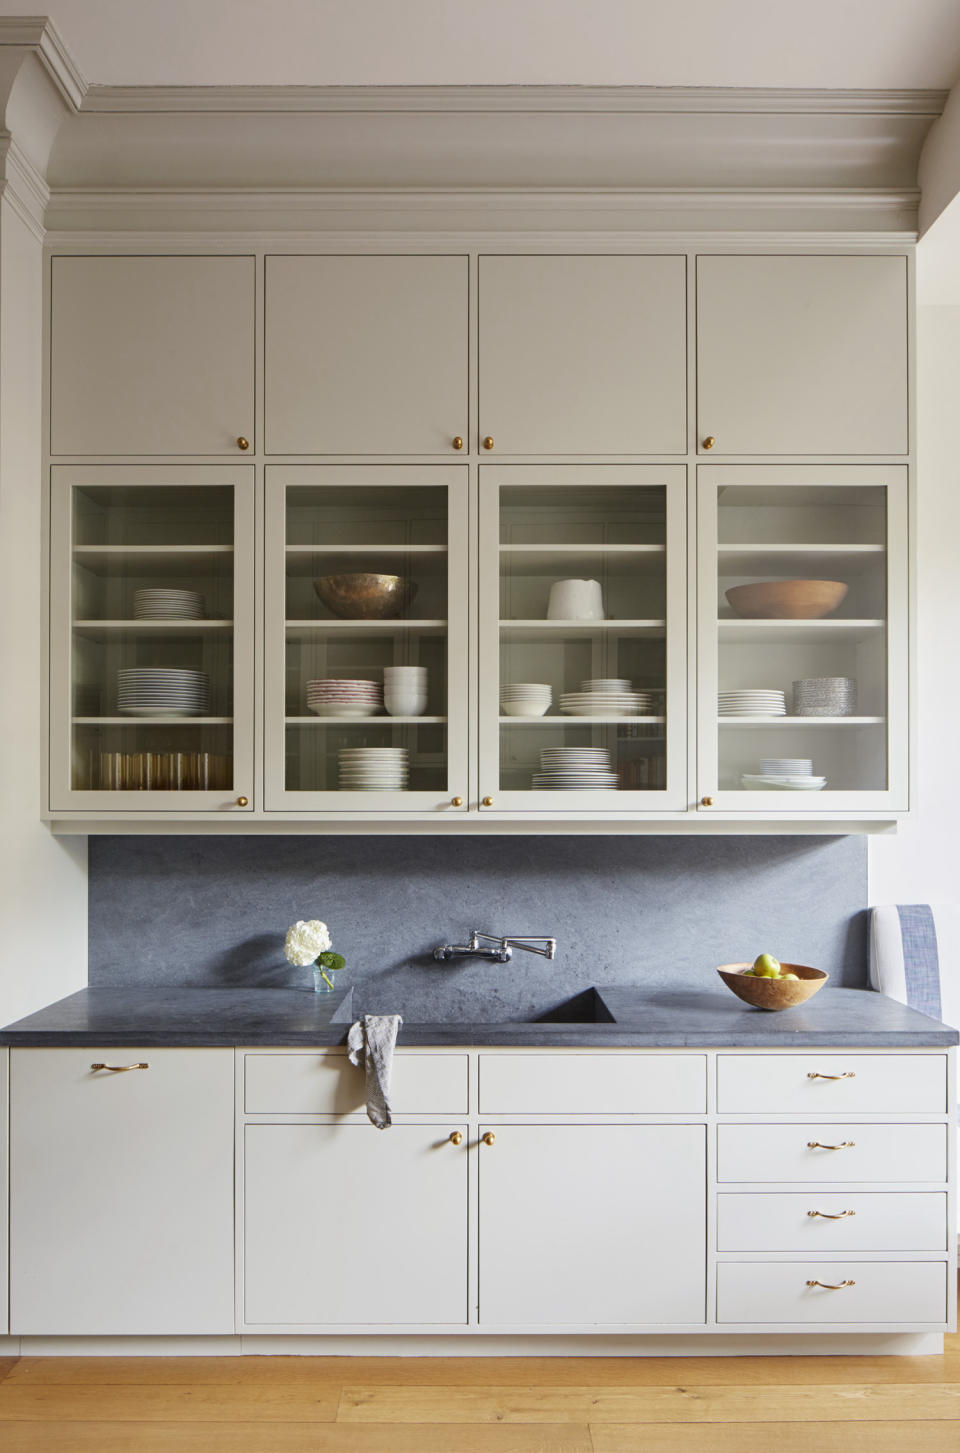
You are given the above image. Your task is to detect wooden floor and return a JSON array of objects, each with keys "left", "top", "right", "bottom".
[{"left": 0, "top": 1328, "right": 958, "bottom": 1452}]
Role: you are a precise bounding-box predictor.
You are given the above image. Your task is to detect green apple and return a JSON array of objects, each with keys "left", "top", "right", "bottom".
[
  {"left": 780, "top": 972, "right": 799, "bottom": 980},
  {"left": 753, "top": 953, "right": 781, "bottom": 978}
]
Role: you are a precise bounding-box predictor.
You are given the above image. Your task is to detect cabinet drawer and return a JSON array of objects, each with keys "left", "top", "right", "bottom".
[
  {"left": 717, "top": 1054, "right": 947, "bottom": 1115},
  {"left": 244, "top": 1051, "right": 468, "bottom": 1116},
  {"left": 717, "top": 1124, "right": 947, "bottom": 1184},
  {"left": 478, "top": 1054, "right": 705, "bottom": 1115},
  {"left": 717, "top": 1193, "right": 948, "bottom": 1252},
  {"left": 717, "top": 1261, "right": 947, "bottom": 1325}
]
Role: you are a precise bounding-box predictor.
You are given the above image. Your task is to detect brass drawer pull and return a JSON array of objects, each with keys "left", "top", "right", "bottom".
[
  {"left": 808, "top": 1071, "right": 855, "bottom": 1080},
  {"left": 808, "top": 1209, "right": 856, "bottom": 1219},
  {"left": 807, "top": 1140, "right": 854, "bottom": 1151},
  {"left": 481, "top": 1131, "right": 496, "bottom": 1147},
  {"left": 448, "top": 1131, "right": 463, "bottom": 1146},
  {"left": 807, "top": 1279, "right": 855, "bottom": 1290},
  {"left": 90, "top": 1063, "right": 149, "bottom": 1073}
]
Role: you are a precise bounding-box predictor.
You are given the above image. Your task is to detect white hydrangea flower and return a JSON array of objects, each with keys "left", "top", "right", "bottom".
[{"left": 284, "top": 919, "right": 332, "bottom": 966}]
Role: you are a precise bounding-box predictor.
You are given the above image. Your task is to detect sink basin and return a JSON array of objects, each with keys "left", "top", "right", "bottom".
[{"left": 532, "top": 988, "right": 615, "bottom": 1024}]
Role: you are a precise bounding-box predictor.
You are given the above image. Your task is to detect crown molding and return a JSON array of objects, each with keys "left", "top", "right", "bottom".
[
  {"left": 0, "top": 133, "right": 48, "bottom": 238},
  {"left": 79, "top": 84, "right": 947, "bottom": 117},
  {"left": 0, "top": 17, "right": 85, "bottom": 112}
]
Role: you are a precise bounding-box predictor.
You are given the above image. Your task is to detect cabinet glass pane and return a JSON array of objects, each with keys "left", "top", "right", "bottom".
[
  {"left": 497, "top": 485, "right": 667, "bottom": 794},
  {"left": 715, "top": 484, "right": 887, "bottom": 794},
  {"left": 282, "top": 484, "right": 450, "bottom": 794},
  {"left": 69, "top": 485, "right": 236, "bottom": 792}
]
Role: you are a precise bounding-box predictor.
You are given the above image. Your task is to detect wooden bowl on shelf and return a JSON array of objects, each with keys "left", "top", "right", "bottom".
[
  {"left": 725, "top": 580, "right": 848, "bottom": 619},
  {"left": 313, "top": 572, "right": 418, "bottom": 620},
  {"left": 717, "top": 962, "right": 828, "bottom": 1011}
]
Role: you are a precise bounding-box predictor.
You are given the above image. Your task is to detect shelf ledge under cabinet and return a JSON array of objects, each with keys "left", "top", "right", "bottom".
[
  {"left": 500, "top": 619, "right": 666, "bottom": 637},
  {"left": 72, "top": 717, "right": 233, "bottom": 726},
  {"left": 718, "top": 618, "right": 883, "bottom": 644},
  {"left": 500, "top": 715, "right": 665, "bottom": 725},
  {"left": 72, "top": 619, "right": 233, "bottom": 636},
  {"left": 717, "top": 543, "right": 885, "bottom": 576},
  {"left": 285, "top": 544, "right": 447, "bottom": 554},
  {"left": 286, "top": 715, "right": 446, "bottom": 725},
  {"left": 499, "top": 543, "right": 666, "bottom": 554},
  {"left": 717, "top": 715, "right": 885, "bottom": 726},
  {"left": 285, "top": 619, "right": 447, "bottom": 638}
]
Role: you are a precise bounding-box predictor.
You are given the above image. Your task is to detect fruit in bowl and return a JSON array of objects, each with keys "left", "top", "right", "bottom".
[{"left": 718, "top": 956, "right": 828, "bottom": 1011}]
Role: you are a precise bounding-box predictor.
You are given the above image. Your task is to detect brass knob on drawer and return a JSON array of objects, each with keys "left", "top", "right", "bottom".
[
  {"left": 452, "top": 436, "right": 464, "bottom": 450},
  {"left": 808, "top": 1209, "right": 856, "bottom": 1219},
  {"left": 481, "top": 1132, "right": 496, "bottom": 1147},
  {"left": 235, "top": 796, "right": 249, "bottom": 807},
  {"left": 700, "top": 796, "right": 714, "bottom": 807},
  {"left": 482, "top": 796, "right": 494, "bottom": 807},
  {"left": 482, "top": 436, "right": 494, "bottom": 450},
  {"left": 807, "top": 1140, "right": 855, "bottom": 1151},
  {"left": 451, "top": 797, "right": 463, "bottom": 808},
  {"left": 806, "top": 1279, "right": 855, "bottom": 1290},
  {"left": 808, "top": 1071, "right": 855, "bottom": 1080},
  {"left": 237, "top": 436, "right": 250, "bottom": 451},
  {"left": 702, "top": 435, "right": 716, "bottom": 450},
  {"left": 449, "top": 1131, "right": 463, "bottom": 1146}
]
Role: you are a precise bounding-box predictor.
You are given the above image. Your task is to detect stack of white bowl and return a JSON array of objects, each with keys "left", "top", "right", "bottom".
[
  {"left": 501, "top": 682, "right": 551, "bottom": 717},
  {"left": 718, "top": 688, "right": 786, "bottom": 717},
  {"left": 117, "top": 667, "right": 210, "bottom": 717},
  {"left": 384, "top": 665, "right": 428, "bottom": 717},
  {"left": 532, "top": 746, "right": 619, "bottom": 791},
  {"left": 559, "top": 679, "right": 653, "bottom": 717},
  {"left": 741, "top": 757, "right": 827, "bottom": 792},
  {"left": 339, "top": 747, "right": 408, "bottom": 791},
  {"left": 306, "top": 679, "right": 381, "bottom": 717},
  {"left": 133, "top": 588, "right": 205, "bottom": 620}
]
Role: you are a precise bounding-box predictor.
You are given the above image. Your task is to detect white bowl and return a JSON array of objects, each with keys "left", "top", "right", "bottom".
[{"left": 502, "top": 702, "right": 550, "bottom": 717}]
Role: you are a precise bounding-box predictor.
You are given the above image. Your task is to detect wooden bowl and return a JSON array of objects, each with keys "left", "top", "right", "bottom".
[
  {"left": 717, "top": 963, "right": 828, "bottom": 1011},
  {"left": 725, "top": 580, "right": 848, "bottom": 620},
  {"left": 313, "top": 573, "right": 418, "bottom": 620}
]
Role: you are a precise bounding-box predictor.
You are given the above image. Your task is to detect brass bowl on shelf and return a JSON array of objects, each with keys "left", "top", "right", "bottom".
[
  {"left": 717, "top": 962, "right": 828, "bottom": 1011},
  {"left": 313, "top": 573, "right": 418, "bottom": 620},
  {"left": 725, "top": 580, "right": 848, "bottom": 620}
]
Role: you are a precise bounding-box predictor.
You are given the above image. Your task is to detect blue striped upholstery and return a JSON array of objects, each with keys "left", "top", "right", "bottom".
[{"left": 896, "top": 904, "right": 943, "bottom": 1020}]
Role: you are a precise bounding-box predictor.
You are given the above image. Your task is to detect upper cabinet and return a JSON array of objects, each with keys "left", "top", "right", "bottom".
[
  {"left": 264, "top": 255, "right": 469, "bottom": 455},
  {"left": 50, "top": 256, "right": 256, "bottom": 456},
  {"left": 696, "top": 256, "right": 909, "bottom": 456},
  {"left": 478, "top": 255, "right": 687, "bottom": 455}
]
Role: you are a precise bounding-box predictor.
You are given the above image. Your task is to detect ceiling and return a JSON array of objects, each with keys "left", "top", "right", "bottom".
[{"left": 4, "top": 0, "right": 960, "bottom": 89}]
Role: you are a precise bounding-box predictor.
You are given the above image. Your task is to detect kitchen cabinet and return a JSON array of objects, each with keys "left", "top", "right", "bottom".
[
  {"left": 478, "top": 254, "right": 687, "bottom": 455},
  {"left": 9, "top": 1048, "right": 234, "bottom": 1335},
  {"left": 696, "top": 255, "right": 909, "bottom": 456},
  {"left": 50, "top": 256, "right": 256, "bottom": 457},
  {"left": 478, "top": 1124, "right": 706, "bottom": 1324},
  {"left": 264, "top": 255, "right": 469, "bottom": 455},
  {"left": 243, "top": 1123, "right": 469, "bottom": 1326}
]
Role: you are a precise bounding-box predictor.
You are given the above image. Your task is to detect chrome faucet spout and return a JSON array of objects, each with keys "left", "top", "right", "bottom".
[{"left": 433, "top": 930, "right": 557, "bottom": 964}]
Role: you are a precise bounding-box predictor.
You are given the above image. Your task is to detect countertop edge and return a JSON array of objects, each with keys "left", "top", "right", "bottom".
[{"left": 1, "top": 1030, "right": 956, "bottom": 1048}]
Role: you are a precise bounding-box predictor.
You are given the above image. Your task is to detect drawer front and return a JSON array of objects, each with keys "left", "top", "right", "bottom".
[
  {"left": 717, "top": 1193, "right": 948, "bottom": 1252},
  {"left": 478, "top": 1054, "right": 706, "bottom": 1115},
  {"left": 717, "top": 1124, "right": 947, "bottom": 1184},
  {"left": 244, "top": 1051, "right": 468, "bottom": 1116},
  {"left": 717, "top": 1261, "right": 948, "bottom": 1325},
  {"left": 717, "top": 1054, "right": 947, "bottom": 1115}
]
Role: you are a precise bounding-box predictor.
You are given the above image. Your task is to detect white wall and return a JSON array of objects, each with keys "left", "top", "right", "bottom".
[
  {"left": 0, "top": 195, "right": 86, "bottom": 1024},
  {"left": 868, "top": 303, "right": 960, "bottom": 905}
]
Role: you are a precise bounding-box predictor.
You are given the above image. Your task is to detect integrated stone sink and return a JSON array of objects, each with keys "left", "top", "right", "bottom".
[{"left": 530, "top": 987, "right": 616, "bottom": 1024}]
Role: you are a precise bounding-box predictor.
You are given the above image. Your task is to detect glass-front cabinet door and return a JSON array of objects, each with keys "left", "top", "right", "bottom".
[
  {"left": 478, "top": 466, "right": 686, "bottom": 812},
  {"left": 697, "top": 466, "right": 908, "bottom": 813},
  {"left": 264, "top": 466, "right": 469, "bottom": 812},
  {"left": 49, "top": 465, "right": 255, "bottom": 813}
]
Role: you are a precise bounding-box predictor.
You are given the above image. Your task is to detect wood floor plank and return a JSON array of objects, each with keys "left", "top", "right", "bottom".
[
  {"left": 7, "top": 1350, "right": 960, "bottom": 1387},
  {"left": 0, "top": 1360, "right": 19, "bottom": 1386},
  {"left": 0, "top": 1421, "right": 593, "bottom": 1452},
  {"left": 0, "top": 1383, "right": 339, "bottom": 1423},
  {"left": 338, "top": 1381, "right": 960, "bottom": 1424},
  {"left": 592, "top": 1423, "right": 960, "bottom": 1453}
]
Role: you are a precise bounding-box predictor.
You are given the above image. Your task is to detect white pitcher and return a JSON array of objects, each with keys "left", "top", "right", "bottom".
[{"left": 546, "top": 578, "right": 605, "bottom": 621}]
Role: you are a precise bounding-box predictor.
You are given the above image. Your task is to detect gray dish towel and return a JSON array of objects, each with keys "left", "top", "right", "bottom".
[{"left": 347, "top": 1014, "right": 404, "bottom": 1129}]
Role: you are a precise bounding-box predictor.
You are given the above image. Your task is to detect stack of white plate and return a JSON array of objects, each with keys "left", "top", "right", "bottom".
[
  {"left": 761, "top": 758, "right": 812, "bottom": 776},
  {"left": 532, "top": 747, "right": 619, "bottom": 791},
  {"left": 501, "top": 682, "right": 551, "bottom": 718},
  {"left": 339, "top": 747, "right": 408, "bottom": 790},
  {"left": 560, "top": 679, "right": 654, "bottom": 717},
  {"left": 133, "top": 589, "right": 205, "bottom": 620},
  {"left": 718, "top": 688, "right": 787, "bottom": 717},
  {"left": 306, "top": 679, "right": 382, "bottom": 717},
  {"left": 117, "top": 667, "right": 210, "bottom": 717},
  {"left": 743, "top": 756, "right": 826, "bottom": 791}
]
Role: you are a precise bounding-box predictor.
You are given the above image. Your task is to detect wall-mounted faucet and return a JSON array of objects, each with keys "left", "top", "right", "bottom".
[{"left": 433, "top": 929, "right": 557, "bottom": 964}]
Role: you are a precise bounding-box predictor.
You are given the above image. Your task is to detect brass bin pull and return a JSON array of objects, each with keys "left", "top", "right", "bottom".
[
  {"left": 237, "top": 436, "right": 250, "bottom": 451},
  {"left": 448, "top": 1131, "right": 463, "bottom": 1146},
  {"left": 807, "top": 1279, "right": 855, "bottom": 1290},
  {"left": 91, "top": 1063, "right": 149, "bottom": 1073},
  {"left": 452, "top": 436, "right": 464, "bottom": 450},
  {"left": 807, "top": 1140, "right": 855, "bottom": 1151},
  {"left": 481, "top": 1132, "right": 496, "bottom": 1147},
  {"left": 808, "top": 1209, "right": 856, "bottom": 1219},
  {"left": 808, "top": 1071, "right": 855, "bottom": 1080}
]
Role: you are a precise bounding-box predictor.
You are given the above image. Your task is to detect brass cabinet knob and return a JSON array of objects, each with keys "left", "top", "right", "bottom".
[
  {"left": 451, "top": 796, "right": 463, "bottom": 808},
  {"left": 482, "top": 795, "right": 494, "bottom": 807},
  {"left": 482, "top": 436, "right": 494, "bottom": 450},
  {"left": 237, "top": 436, "right": 250, "bottom": 451},
  {"left": 236, "top": 796, "right": 249, "bottom": 807},
  {"left": 702, "top": 435, "right": 716, "bottom": 450},
  {"left": 449, "top": 1131, "right": 463, "bottom": 1146},
  {"left": 700, "top": 796, "right": 714, "bottom": 807},
  {"left": 452, "top": 436, "right": 464, "bottom": 450},
  {"left": 482, "top": 1132, "right": 496, "bottom": 1147}
]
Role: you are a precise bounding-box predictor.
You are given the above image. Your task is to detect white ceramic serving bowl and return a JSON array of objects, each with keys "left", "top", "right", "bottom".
[{"left": 546, "top": 578, "right": 604, "bottom": 621}]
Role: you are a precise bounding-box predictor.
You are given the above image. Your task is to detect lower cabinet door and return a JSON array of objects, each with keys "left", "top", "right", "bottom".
[
  {"left": 243, "top": 1124, "right": 468, "bottom": 1325},
  {"left": 10, "top": 1048, "right": 235, "bottom": 1335},
  {"left": 479, "top": 1125, "right": 706, "bottom": 1325}
]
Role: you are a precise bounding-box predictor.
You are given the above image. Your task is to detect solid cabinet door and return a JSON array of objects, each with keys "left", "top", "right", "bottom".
[
  {"left": 50, "top": 256, "right": 255, "bottom": 456},
  {"left": 697, "top": 255, "right": 908, "bottom": 455},
  {"left": 243, "top": 1124, "right": 468, "bottom": 1326},
  {"left": 265, "top": 256, "right": 468, "bottom": 454},
  {"left": 479, "top": 255, "right": 687, "bottom": 454},
  {"left": 479, "top": 1125, "right": 705, "bottom": 1325},
  {"left": 9, "top": 1048, "right": 234, "bottom": 1335}
]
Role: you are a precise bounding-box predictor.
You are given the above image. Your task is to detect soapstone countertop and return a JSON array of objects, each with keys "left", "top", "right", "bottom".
[{"left": 0, "top": 984, "right": 955, "bottom": 1047}]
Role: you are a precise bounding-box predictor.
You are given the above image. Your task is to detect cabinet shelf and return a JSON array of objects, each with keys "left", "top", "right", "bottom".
[
  {"left": 286, "top": 544, "right": 447, "bottom": 555},
  {"left": 72, "top": 545, "right": 234, "bottom": 579},
  {"left": 718, "top": 716, "right": 885, "bottom": 727},
  {"left": 501, "top": 620, "right": 666, "bottom": 638},
  {"left": 500, "top": 544, "right": 665, "bottom": 557},
  {"left": 717, "top": 544, "right": 884, "bottom": 576},
  {"left": 718, "top": 619, "right": 883, "bottom": 644},
  {"left": 73, "top": 619, "right": 233, "bottom": 641},
  {"left": 501, "top": 715, "right": 665, "bottom": 726},
  {"left": 73, "top": 716, "right": 233, "bottom": 726},
  {"left": 286, "top": 715, "right": 446, "bottom": 725},
  {"left": 285, "top": 619, "right": 447, "bottom": 640}
]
